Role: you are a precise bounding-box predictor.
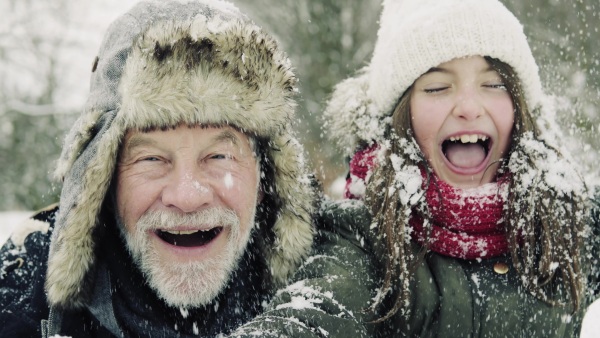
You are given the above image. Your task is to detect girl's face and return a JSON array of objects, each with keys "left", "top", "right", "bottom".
[{"left": 410, "top": 56, "right": 514, "bottom": 189}]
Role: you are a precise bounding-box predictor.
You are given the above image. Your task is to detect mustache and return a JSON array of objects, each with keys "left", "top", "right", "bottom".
[{"left": 135, "top": 208, "right": 240, "bottom": 231}]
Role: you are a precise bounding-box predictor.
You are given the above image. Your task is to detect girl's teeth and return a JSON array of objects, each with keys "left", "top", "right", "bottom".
[{"left": 450, "top": 134, "right": 487, "bottom": 143}]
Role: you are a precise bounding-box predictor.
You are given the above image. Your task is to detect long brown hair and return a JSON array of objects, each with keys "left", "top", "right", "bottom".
[{"left": 365, "top": 57, "right": 588, "bottom": 322}]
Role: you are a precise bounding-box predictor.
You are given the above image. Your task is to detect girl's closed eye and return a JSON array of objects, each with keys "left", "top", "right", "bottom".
[
  {"left": 423, "top": 85, "right": 450, "bottom": 94},
  {"left": 483, "top": 82, "right": 507, "bottom": 90},
  {"left": 481, "top": 74, "right": 507, "bottom": 90}
]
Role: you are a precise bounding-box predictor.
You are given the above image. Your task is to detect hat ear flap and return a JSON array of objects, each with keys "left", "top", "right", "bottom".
[{"left": 266, "top": 132, "right": 316, "bottom": 283}]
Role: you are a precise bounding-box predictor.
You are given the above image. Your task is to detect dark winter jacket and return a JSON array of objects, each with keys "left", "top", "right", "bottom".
[
  {"left": 1, "top": 0, "right": 378, "bottom": 337},
  {"left": 1, "top": 205, "right": 267, "bottom": 337},
  {"left": 0, "top": 205, "right": 377, "bottom": 338},
  {"left": 317, "top": 198, "right": 600, "bottom": 338}
]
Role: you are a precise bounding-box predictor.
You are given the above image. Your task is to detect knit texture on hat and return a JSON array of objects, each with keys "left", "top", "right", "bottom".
[
  {"left": 48, "top": 0, "right": 316, "bottom": 309},
  {"left": 325, "top": 0, "right": 543, "bottom": 156}
]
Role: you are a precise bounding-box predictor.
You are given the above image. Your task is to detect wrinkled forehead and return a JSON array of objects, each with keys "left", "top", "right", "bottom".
[{"left": 120, "top": 123, "right": 260, "bottom": 156}]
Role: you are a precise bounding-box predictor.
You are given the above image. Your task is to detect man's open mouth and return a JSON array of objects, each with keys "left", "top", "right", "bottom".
[
  {"left": 442, "top": 134, "right": 491, "bottom": 169},
  {"left": 155, "top": 227, "right": 223, "bottom": 247}
]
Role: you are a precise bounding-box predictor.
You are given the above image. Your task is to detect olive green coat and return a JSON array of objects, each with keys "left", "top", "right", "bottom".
[
  {"left": 305, "top": 199, "right": 600, "bottom": 338},
  {"left": 229, "top": 200, "right": 380, "bottom": 337}
]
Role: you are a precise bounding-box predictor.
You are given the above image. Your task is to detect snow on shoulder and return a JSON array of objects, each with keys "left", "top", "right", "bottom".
[{"left": 0, "top": 211, "right": 33, "bottom": 246}]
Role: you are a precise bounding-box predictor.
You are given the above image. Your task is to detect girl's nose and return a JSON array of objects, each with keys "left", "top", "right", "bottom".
[{"left": 452, "top": 89, "right": 484, "bottom": 121}]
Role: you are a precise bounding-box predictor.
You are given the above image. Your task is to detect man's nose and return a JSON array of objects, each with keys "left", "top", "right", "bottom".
[
  {"left": 452, "top": 88, "right": 484, "bottom": 121},
  {"left": 161, "top": 166, "right": 214, "bottom": 213}
]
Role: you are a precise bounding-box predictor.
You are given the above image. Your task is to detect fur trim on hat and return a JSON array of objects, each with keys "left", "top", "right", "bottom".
[
  {"left": 323, "top": 68, "right": 383, "bottom": 156},
  {"left": 47, "top": 0, "right": 315, "bottom": 309}
]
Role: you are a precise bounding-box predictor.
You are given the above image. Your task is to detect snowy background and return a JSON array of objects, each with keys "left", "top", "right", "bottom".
[{"left": 1, "top": 0, "right": 599, "bottom": 335}]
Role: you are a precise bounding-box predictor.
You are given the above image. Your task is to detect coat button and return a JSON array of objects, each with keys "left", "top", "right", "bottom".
[{"left": 493, "top": 262, "right": 509, "bottom": 274}]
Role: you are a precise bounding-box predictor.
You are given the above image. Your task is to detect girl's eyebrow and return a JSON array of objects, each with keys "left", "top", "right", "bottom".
[
  {"left": 423, "top": 67, "right": 447, "bottom": 75},
  {"left": 423, "top": 65, "right": 495, "bottom": 75}
]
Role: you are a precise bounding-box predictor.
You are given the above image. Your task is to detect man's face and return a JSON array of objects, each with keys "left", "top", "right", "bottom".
[{"left": 115, "top": 125, "right": 260, "bottom": 308}]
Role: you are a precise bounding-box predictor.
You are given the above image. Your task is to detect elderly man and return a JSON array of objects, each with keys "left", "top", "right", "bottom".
[{"left": 0, "top": 1, "right": 376, "bottom": 337}]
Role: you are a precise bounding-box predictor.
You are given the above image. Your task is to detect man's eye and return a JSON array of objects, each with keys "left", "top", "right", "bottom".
[
  {"left": 140, "top": 156, "right": 161, "bottom": 162},
  {"left": 210, "top": 154, "right": 232, "bottom": 160}
]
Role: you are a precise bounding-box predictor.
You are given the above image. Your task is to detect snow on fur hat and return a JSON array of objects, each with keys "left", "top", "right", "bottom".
[
  {"left": 325, "top": 0, "right": 544, "bottom": 156},
  {"left": 47, "top": 0, "right": 316, "bottom": 309}
]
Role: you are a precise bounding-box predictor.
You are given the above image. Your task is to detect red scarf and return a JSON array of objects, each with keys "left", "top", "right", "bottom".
[
  {"left": 345, "top": 144, "right": 379, "bottom": 199},
  {"left": 346, "top": 144, "right": 509, "bottom": 259},
  {"left": 410, "top": 173, "right": 509, "bottom": 259}
]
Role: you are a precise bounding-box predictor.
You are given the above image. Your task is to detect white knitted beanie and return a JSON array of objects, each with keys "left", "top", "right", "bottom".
[{"left": 325, "top": 0, "right": 543, "bottom": 155}]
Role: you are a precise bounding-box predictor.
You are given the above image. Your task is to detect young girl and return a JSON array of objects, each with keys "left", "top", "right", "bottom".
[{"left": 324, "top": 0, "right": 599, "bottom": 336}]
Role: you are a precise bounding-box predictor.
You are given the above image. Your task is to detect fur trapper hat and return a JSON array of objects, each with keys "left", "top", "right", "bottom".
[
  {"left": 47, "top": 0, "right": 316, "bottom": 309},
  {"left": 324, "top": 0, "right": 543, "bottom": 156}
]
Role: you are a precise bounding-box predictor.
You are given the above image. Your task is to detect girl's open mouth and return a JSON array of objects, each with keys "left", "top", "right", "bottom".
[{"left": 442, "top": 134, "right": 491, "bottom": 169}]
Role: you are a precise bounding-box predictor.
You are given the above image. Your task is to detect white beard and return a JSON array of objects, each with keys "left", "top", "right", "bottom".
[{"left": 119, "top": 207, "right": 255, "bottom": 308}]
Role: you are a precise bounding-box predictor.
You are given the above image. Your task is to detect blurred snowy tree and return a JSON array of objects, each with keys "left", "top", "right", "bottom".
[
  {"left": 505, "top": 0, "right": 599, "bottom": 182},
  {"left": 0, "top": 0, "right": 598, "bottom": 210},
  {"left": 0, "top": 0, "right": 76, "bottom": 210},
  {"left": 0, "top": 0, "right": 136, "bottom": 210},
  {"left": 235, "top": 0, "right": 382, "bottom": 190}
]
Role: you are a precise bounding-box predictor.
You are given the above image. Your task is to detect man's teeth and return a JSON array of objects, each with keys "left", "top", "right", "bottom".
[
  {"left": 163, "top": 229, "right": 208, "bottom": 235},
  {"left": 448, "top": 134, "right": 488, "bottom": 143}
]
